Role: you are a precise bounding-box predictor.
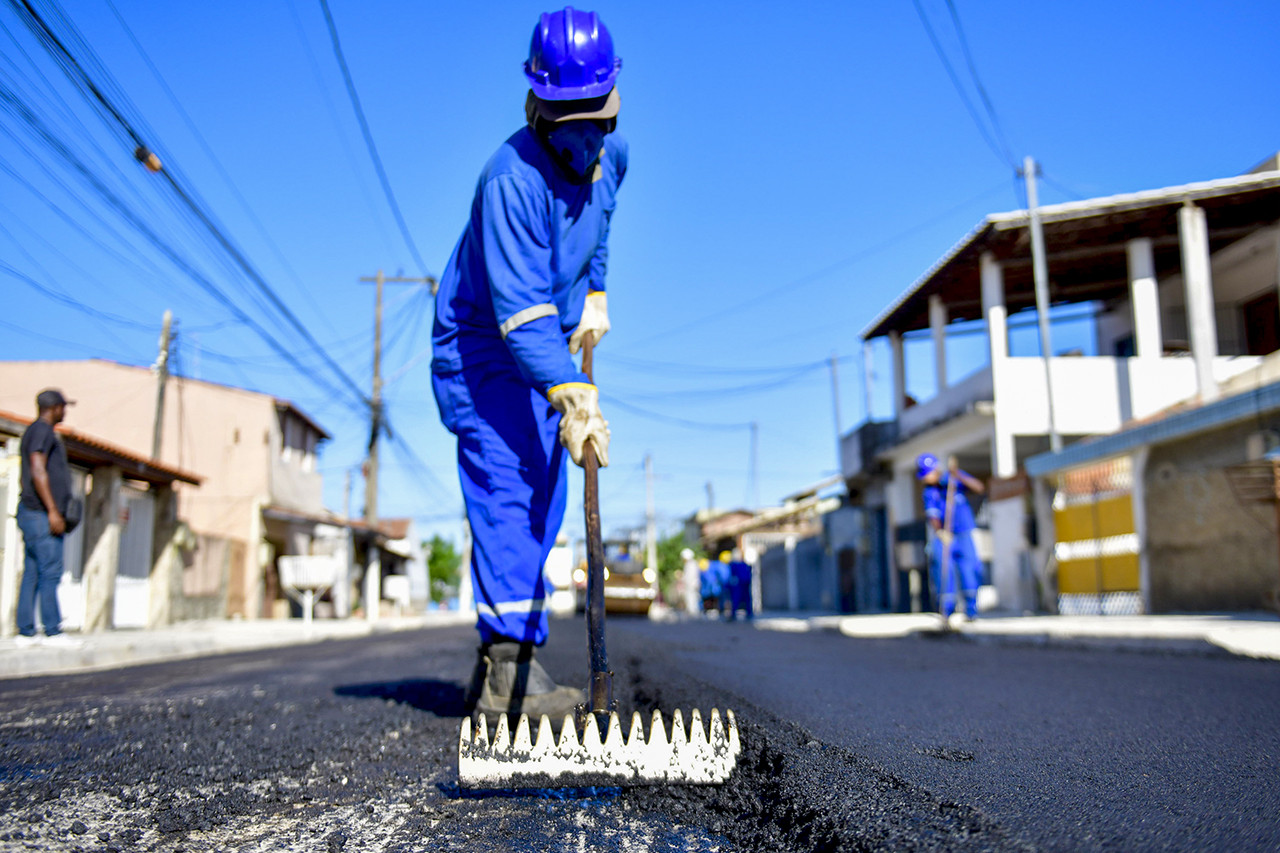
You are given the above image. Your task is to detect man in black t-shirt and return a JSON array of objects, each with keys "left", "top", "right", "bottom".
[{"left": 15, "top": 388, "right": 77, "bottom": 646}]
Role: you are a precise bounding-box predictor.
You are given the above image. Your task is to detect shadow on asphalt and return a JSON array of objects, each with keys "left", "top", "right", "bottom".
[{"left": 334, "top": 678, "right": 468, "bottom": 717}]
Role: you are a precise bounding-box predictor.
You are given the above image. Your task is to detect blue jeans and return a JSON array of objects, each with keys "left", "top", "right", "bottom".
[{"left": 16, "top": 504, "right": 65, "bottom": 637}]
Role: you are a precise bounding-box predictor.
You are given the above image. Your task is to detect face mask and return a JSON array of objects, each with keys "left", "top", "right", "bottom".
[{"left": 545, "top": 120, "right": 606, "bottom": 179}]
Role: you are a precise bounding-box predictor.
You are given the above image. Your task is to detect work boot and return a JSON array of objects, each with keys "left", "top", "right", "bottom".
[{"left": 474, "top": 641, "right": 583, "bottom": 725}]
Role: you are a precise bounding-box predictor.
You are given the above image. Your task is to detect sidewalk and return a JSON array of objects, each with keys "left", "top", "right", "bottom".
[
  {"left": 0, "top": 612, "right": 474, "bottom": 679},
  {"left": 753, "top": 611, "right": 1280, "bottom": 660},
  {"left": 6, "top": 609, "right": 1280, "bottom": 680}
]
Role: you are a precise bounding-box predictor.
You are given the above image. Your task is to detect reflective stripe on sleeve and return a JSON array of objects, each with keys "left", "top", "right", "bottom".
[{"left": 499, "top": 303, "right": 559, "bottom": 338}]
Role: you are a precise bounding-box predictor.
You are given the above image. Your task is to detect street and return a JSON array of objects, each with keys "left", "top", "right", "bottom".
[{"left": 2, "top": 617, "right": 1279, "bottom": 852}]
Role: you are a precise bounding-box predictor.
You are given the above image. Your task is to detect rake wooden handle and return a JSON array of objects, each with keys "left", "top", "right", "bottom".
[{"left": 580, "top": 333, "right": 612, "bottom": 717}]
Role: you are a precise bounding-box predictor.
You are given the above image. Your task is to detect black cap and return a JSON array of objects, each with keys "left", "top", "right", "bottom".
[{"left": 36, "top": 388, "right": 73, "bottom": 409}]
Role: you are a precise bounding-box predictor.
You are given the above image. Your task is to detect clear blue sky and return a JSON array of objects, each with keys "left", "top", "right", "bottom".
[{"left": 2, "top": 0, "right": 1277, "bottom": 549}]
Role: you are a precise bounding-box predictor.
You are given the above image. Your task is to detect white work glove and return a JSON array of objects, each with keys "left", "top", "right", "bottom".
[
  {"left": 547, "top": 382, "right": 610, "bottom": 467},
  {"left": 569, "top": 291, "right": 610, "bottom": 355}
]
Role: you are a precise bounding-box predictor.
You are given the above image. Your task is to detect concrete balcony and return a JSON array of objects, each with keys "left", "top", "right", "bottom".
[
  {"left": 899, "top": 367, "right": 995, "bottom": 442},
  {"left": 993, "top": 355, "right": 1261, "bottom": 436}
]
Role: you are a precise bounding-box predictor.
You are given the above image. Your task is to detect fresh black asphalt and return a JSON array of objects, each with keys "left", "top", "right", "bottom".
[{"left": 1, "top": 616, "right": 1277, "bottom": 851}]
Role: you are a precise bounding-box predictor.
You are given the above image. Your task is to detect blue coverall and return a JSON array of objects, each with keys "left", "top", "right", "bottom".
[
  {"left": 431, "top": 126, "right": 627, "bottom": 646},
  {"left": 923, "top": 472, "right": 983, "bottom": 619},
  {"left": 700, "top": 560, "right": 725, "bottom": 604},
  {"left": 727, "top": 561, "right": 753, "bottom": 619}
]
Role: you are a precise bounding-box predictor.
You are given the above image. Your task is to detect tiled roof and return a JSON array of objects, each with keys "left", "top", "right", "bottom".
[{"left": 0, "top": 409, "right": 202, "bottom": 486}]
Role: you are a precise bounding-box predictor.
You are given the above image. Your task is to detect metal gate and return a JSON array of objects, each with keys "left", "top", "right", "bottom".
[{"left": 1053, "top": 456, "right": 1141, "bottom": 615}]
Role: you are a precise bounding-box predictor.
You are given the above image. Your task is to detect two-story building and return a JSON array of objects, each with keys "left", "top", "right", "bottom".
[
  {"left": 842, "top": 156, "right": 1280, "bottom": 614},
  {"left": 0, "top": 359, "right": 344, "bottom": 622}
]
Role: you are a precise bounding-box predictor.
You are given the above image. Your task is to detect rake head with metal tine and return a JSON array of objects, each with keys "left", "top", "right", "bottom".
[
  {"left": 457, "top": 332, "right": 741, "bottom": 789},
  {"left": 459, "top": 707, "right": 741, "bottom": 788}
]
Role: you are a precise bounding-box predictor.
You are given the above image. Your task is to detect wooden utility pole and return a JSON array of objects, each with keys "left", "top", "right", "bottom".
[
  {"left": 357, "top": 270, "right": 434, "bottom": 621},
  {"left": 1023, "top": 156, "right": 1062, "bottom": 452},
  {"left": 151, "top": 310, "right": 172, "bottom": 460},
  {"left": 357, "top": 271, "right": 435, "bottom": 526}
]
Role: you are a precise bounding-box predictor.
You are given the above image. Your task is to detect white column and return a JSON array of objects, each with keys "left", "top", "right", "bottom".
[
  {"left": 983, "top": 248, "right": 1020, "bottom": 608},
  {"left": 0, "top": 440, "right": 21, "bottom": 636},
  {"left": 784, "top": 535, "right": 798, "bottom": 611},
  {"left": 365, "top": 547, "right": 381, "bottom": 622},
  {"left": 889, "top": 331, "right": 906, "bottom": 418},
  {"left": 83, "top": 466, "right": 123, "bottom": 632},
  {"left": 929, "top": 294, "right": 948, "bottom": 392},
  {"left": 982, "top": 252, "right": 1016, "bottom": 477},
  {"left": 1178, "top": 202, "right": 1219, "bottom": 401},
  {"left": 981, "top": 251, "right": 1009, "bottom": 363},
  {"left": 245, "top": 498, "right": 265, "bottom": 619},
  {"left": 1126, "top": 238, "right": 1162, "bottom": 358}
]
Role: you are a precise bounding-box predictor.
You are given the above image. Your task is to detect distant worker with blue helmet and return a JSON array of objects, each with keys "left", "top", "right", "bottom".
[
  {"left": 917, "top": 453, "right": 986, "bottom": 621},
  {"left": 431, "top": 7, "right": 626, "bottom": 724}
]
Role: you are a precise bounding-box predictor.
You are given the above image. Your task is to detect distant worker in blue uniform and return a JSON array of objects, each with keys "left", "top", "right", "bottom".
[
  {"left": 432, "top": 7, "right": 626, "bottom": 723},
  {"left": 727, "top": 554, "right": 754, "bottom": 621},
  {"left": 698, "top": 557, "right": 722, "bottom": 615},
  {"left": 917, "top": 453, "right": 986, "bottom": 621}
]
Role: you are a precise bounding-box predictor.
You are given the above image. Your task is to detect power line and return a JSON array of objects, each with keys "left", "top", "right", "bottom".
[
  {"left": 316, "top": 0, "right": 432, "bottom": 280},
  {"left": 7, "top": 0, "right": 372, "bottom": 413},
  {"left": 285, "top": 0, "right": 398, "bottom": 260},
  {"left": 103, "top": 0, "right": 341, "bottom": 337},
  {"left": 598, "top": 392, "right": 754, "bottom": 433},
  {"left": 911, "top": 0, "right": 1017, "bottom": 171},
  {"left": 613, "top": 361, "right": 828, "bottom": 403},
  {"left": 616, "top": 179, "right": 1011, "bottom": 354},
  {"left": 0, "top": 78, "right": 364, "bottom": 409},
  {"left": 943, "top": 0, "right": 1016, "bottom": 168}
]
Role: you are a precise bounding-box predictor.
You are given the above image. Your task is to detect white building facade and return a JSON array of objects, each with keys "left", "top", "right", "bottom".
[{"left": 843, "top": 160, "right": 1280, "bottom": 614}]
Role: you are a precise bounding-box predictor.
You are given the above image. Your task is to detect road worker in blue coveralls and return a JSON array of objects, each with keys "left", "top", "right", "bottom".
[
  {"left": 698, "top": 557, "right": 721, "bottom": 615},
  {"left": 727, "top": 554, "right": 754, "bottom": 621},
  {"left": 917, "top": 453, "right": 986, "bottom": 621},
  {"left": 431, "top": 7, "right": 625, "bottom": 723}
]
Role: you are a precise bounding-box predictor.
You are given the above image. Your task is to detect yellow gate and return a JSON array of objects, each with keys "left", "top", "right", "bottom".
[{"left": 1053, "top": 456, "right": 1142, "bottom": 615}]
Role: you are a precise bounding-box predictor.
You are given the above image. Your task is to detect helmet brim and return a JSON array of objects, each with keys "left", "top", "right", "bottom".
[{"left": 528, "top": 86, "right": 619, "bottom": 123}]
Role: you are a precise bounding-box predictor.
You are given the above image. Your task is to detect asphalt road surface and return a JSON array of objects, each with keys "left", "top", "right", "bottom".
[{"left": 2, "top": 616, "right": 1278, "bottom": 851}]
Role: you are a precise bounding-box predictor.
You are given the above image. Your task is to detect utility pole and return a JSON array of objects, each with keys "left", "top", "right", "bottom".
[
  {"left": 1022, "top": 156, "right": 1062, "bottom": 452},
  {"left": 151, "top": 310, "right": 172, "bottom": 460},
  {"left": 360, "top": 268, "right": 440, "bottom": 522},
  {"left": 645, "top": 454, "right": 657, "bottom": 596},
  {"left": 705, "top": 481, "right": 715, "bottom": 513},
  {"left": 357, "top": 270, "right": 435, "bottom": 621},
  {"left": 343, "top": 468, "right": 352, "bottom": 520}
]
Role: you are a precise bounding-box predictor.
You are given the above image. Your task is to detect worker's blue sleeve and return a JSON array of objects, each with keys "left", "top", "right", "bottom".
[
  {"left": 481, "top": 174, "right": 588, "bottom": 394},
  {"left": 923, "top": 486, "right": 944, "bottom": 521}
]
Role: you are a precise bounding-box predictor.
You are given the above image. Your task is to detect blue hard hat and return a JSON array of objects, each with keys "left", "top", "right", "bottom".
[
  {"left": 524, "top": 7, "right": 621, "bottom": 101},
  {"left": 916, "top": 453, "right": 941, "bottom": 480}
]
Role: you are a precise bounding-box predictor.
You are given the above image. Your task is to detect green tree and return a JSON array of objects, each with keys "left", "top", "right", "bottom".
[
  {"left": 656, "top": 530, "right": 702, "bottom": 602},
  {"left": 424, "top": 534, "right": 461, "bottom": 605}
]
